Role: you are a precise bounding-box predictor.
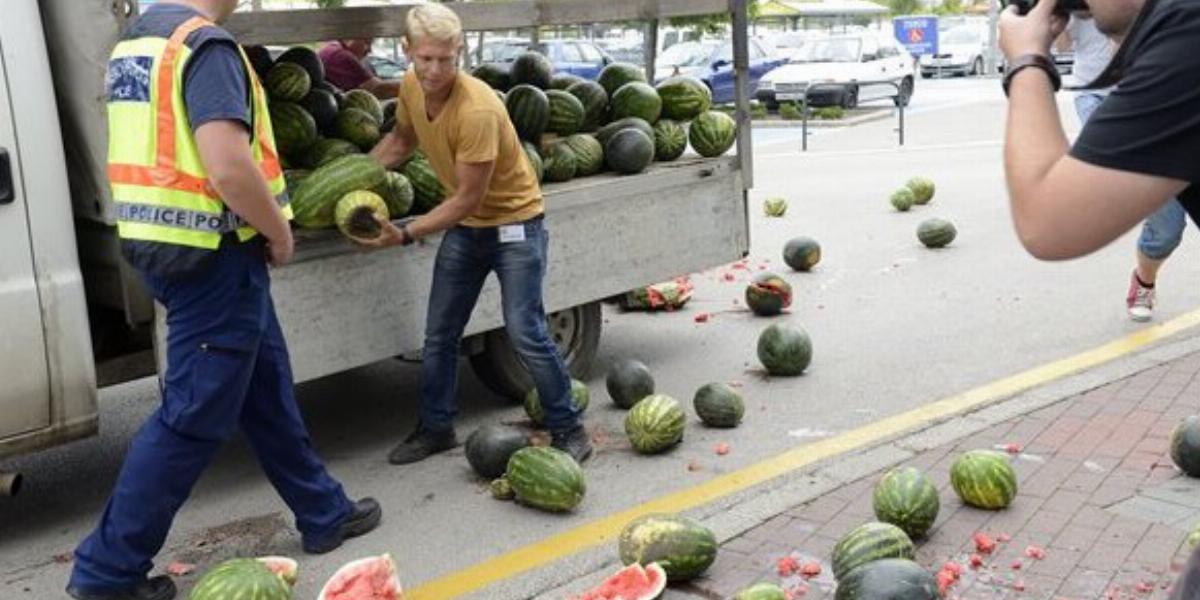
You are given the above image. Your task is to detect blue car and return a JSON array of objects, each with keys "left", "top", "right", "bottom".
[
  {"left": 481, "top": 39, "right": 614, "bottom": 81},
  {"left": 652, "top": 39, "right": 785, "bottom": 104}
]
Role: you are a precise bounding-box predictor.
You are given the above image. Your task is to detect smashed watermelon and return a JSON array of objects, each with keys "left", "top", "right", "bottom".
[
  {"left": 318, "top": 554, "right": 403, "bottom": 600},
  {"left": 573, "top": 563, "right": 667, "bottom": 600},
  {"left": 256, "top": 556, "right": 299, "bottom": 586}
]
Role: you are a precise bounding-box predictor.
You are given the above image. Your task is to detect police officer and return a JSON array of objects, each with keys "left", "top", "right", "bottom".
[{"left": 67, "top": 1, "right": 380, "bottom": 598}]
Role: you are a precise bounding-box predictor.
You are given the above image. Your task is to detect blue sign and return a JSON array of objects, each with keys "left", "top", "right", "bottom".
[{"left": 893, "top": 16, "right": 939, "bottom": 57}]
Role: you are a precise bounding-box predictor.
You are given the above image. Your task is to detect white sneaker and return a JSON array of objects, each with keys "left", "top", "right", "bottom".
[{"left": 1127, "top": 271, "right": 1155, "bottom": 322}]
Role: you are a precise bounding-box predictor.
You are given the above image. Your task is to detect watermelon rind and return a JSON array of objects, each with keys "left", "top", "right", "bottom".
[
  {"left": 506, "top": 446, "right": 586, "bottom": 513},
  {"left": 625, "top": 394, "right": 685, "bottom": 454},
  {"left": 618, "top": 513, "right": 717, "bottom": 581},
  {"left": 830, "top": 521, "right": 916, "bottom": 580},
  {"left": 190, "top": 558, "right": 291, "bottom": 600}
]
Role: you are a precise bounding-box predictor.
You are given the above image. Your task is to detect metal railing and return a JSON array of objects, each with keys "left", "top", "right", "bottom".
[{"left": 797, "top": 79, "right": 909, "bottom": 151}]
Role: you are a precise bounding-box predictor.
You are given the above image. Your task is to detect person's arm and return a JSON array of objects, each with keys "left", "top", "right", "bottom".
[
  {"left": 355, "top": 160, "right": 494, "bottom": 248},
  {"left": 369, "top": 122, "right": 419, "bottom": 170},
  {"left": 360, "top": 77, "right": 402, "bottom": 100}
]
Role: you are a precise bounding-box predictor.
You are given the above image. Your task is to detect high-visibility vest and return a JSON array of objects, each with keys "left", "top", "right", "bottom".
[{"left": 106, "top": 15, "right": 290, "bottom": 259}]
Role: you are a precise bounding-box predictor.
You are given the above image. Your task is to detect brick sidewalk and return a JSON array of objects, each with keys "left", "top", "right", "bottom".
[{"left": 685, "top": 352, "right": 1200, "bottom": 599}]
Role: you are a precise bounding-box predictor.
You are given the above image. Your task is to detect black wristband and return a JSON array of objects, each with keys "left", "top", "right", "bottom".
[
  {"left": 1003, "top": 53, "right": 1062, "bottom": 97},
  {"left": 400, "top": 223, "right": 415, "bottom": 246}
]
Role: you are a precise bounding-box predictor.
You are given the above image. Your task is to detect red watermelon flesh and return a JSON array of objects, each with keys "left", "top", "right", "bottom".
[
  {"left": 573, "top": 563, "right": 666, "bottom": 600},
  {"left": 317, "top": 554, "right": 403, "bottom": 600}
]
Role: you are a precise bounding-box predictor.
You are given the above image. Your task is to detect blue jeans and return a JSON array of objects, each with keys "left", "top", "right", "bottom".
[
  {"left": 1075, "top": 92, "right": 1186, "bottom": 260},
  {"left": 419, "top": 216, "right": 580, "bottom": 433},
  {"left": 70, "top": 239, "right": 352, "bottom": 593}
]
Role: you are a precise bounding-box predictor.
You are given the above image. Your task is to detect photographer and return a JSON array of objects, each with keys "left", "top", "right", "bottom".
[{"left": 1000, "top": 0, "right": 1200, "bottom": 261}]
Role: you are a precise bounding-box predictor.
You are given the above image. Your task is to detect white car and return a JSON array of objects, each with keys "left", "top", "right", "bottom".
[
  {"left": 920, "top": 26, "right": 988, "bottom": 78},
  {"left": 756, "top": 34, "right": 916, "bottom": 109}
]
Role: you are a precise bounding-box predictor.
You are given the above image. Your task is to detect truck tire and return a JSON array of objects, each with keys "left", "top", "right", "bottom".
[{"left": 469, "top": 302, "right": 602, "bottom": 401}]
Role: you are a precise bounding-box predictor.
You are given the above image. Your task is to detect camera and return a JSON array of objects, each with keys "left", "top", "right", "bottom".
[{"left": 1001, "top": 0, "right": 1089, "bottom": 15}]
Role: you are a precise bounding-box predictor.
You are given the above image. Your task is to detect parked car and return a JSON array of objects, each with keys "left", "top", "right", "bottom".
[
  {"left": 920, "top": 26, "right": 987, "bottom": 78},
  {"left": 756, "top": 33, "right": 915, "bottom": 109},
  {"left": 365, "top": 54, "right": 407, "bottom": 79},
  {"left": 479, "top": 38, "right": 614, "bottom": 80},
  {"left": 652, "top": 38, "right": 785, "bottom": 105}
]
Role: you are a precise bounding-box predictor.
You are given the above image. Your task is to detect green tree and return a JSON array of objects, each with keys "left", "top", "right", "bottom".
[
  {"left": 935, "top": 0, "right": 965, "bottom": 15},
  {"left": 877, "top": 0, "right": 924, "bottom": 16},
  {"left": 667, "top": 0, "right": 760, "bottom": 35}
]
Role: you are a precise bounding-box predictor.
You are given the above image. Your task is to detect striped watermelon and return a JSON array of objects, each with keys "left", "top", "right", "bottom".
[
  {"left": 511, "top": 51, "right": 554, "bottom": 89},
  {"left": 596, "top": 117, "right": 654, "bottom": 148},
  {"left": 373, "top": 171, "right": 414, "bottom": 218},
  {"left": 610, "top": 82, "right": 662, "bottom": 124},
  {"left": 303, "top": 137, "right": 359, "bottom": 170},
  {"left": 472, "top": 63, "right": 512, "bottom": 91},
  {"left": 522, "top": 141, "right": 544, "bottom": 183},
  {"left": 505, "top": 84, "right": 550, "bottom": 142},
  {"left": 562, "top": 134, "right": 604, "bottom": 177},
  {"left": 269, "top": 102, "right": 317, "bottom": 157},
  {"left": 618, "top": 513, "right": 717, "bottom": 581},
  {"left": 917, "top": 218, "right": 956, "bottom": 248},
  {"left": 872, "top": 467, "right": 940, "bottom": 539},
  {"left": 625, "top": 394, "right": 685, "bottom": 454},
  {"left": 950, "top": 450, "right": 1017, "bottom": 509},
  {"left": 604, "top": 128, "right": 654, "bottom": 175},
  {"left": 547, "top": 90, "right": 586, "bottom": 136},
  {"left": 265, "top": 61, "right": 310, "bottom": 102},
  {"left": 275, "top": 46, "right": 325, "bottom": 89},
  {"left": 551, "top": 73, "right": 585, "bottom": 90},
  {"left": 567, "top": 80, "right": 609, "bottom": 132},
  {"left": 891, "top": 188, "right": 915, "bottom": 212},
  {"left": 402, "top": 155, "right": 446, "bottom": 214},
  {"left": 598, "top": 62, "right": 647, "bottom": 96},
  {"left": 906, "top": 176, "right": 936, "bottom": 205},
  {"left": 693, "top": 382, "right": 744, "bottom": 428},
  {"left": 336, "top": 107, "right": 382, "bottom": 150},
  {"left": 834, "top": 559, "right": 939, "bottom": 600},
  {"left": 542, "top": 141, "right": 576, "bottom": 183},
  {"left": 656, "top": 76, "right": 713, "bottom": 121},
  {"left": 653, "top": 119, "right": 687, "bottom": 162},
  {"left": 689, "top": 110, "right": 737, "bottom": 158},
  {"left": 342, "top": 89, "right": 384, "bottom": 123},
  {"left": 190, "top": 558, "right": 291, "bottom": 600},
  {"left": 523, "top": 379, "right": 589, "bottom": 426},
  {"left": 291, "top": 154, "right": 387, "bottom": 229},
  {"left": 735, "top": 583, "right": 787, "bottom": 600},
  {"left": 334, "top": 190, "right": 389, "bottom": 240},
  {"left": 506, "top": 446, "right": 586, "bottom": 513},
  {"left": 283, "top": 169, "right": 310, "bottom": 194},
  {"left": 831, "top": 522, "right": 916, "bottom": 580}
]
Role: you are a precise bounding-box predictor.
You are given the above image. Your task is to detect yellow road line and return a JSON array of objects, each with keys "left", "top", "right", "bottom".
[{"left": 408, "top": 307, "right": 1200, "bottom": 600}]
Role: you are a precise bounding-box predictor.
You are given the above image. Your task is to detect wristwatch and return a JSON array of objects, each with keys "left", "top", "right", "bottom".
[{"left": 1002, "top": 53, "right": 1062, "bottom": 97}]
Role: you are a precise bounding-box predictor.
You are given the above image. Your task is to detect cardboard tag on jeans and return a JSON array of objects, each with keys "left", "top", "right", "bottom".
[{"left": 499, "top": 224, "right": 526, "bottom": 243}]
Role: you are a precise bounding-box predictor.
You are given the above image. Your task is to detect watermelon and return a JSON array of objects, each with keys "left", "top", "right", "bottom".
[
  {"left": 373, "top": 171, "right": 414, "bottom": 218},
  {"left": 653, "top": 119, "right": 688, "bottom": 162},
  {"left": 572, "top": 563, "right": 667, "bottom": 600},
  {"left": 472, "top": 63, "right": 512, "bottom": 91},
  {"left": 1171, "top": 416, "right": 1200, "bottom": 477},
  {"left": 334, "top": 190, "right": 389, "bottom": 240},
  {"left": 506, "top": 446, "right": 586, "bottom": 513},
  {"left": 243, "top": 45, "right": 275, "bottom": 81},
  {"left": 283, "top": 169, "right": 310, "bottom": 194},
  {"left": 542, "top": 141, "right": 577, "bottom": 183},
  {"left": 547, "top": 90, "right": 586, "bottom": 136},
  {"left": 917, "top": 218, "right": 956, "bottom": 248},
  {"left": 831, "top": 522, "right": 916, "bottom": 580},
  {"left": 763, "top": 197, "right": 788, "bottom": 217},
  {"left": 190, "top": 558, "right": 291, "bottom": 600},
  {"left": 656, "top": 76, "right": 713, "bottom": 121},
  {"left": 693, "top": 382, "right": 744, "bottom": 428},
  {"left": 735, "top": 583, "right": 787, "bottom": 600},
  {"left": 343, "top": 89, "right": 384, "bottom": 123},
  {"left": 522, "top": 141, "right": 545, "bottom": 183},
  {"left": 336, "top": 107, "right": 382, "bottom": 150},
  {"left": 625, "top": 394, "right": 685, "bottom": 454},
  {"left": 490, "top": 477, "right": 515, "bottom": 500},
  {"left": 891, "top": 188, "right": 915, "bottom": 212},
  {"left": 604, "top": 129, "right": 654, "bottom": 175},
  {"left": 506, "top": 84, "right": 551, "bottom": 142},
  {"left": 1187, "top": 521, "right": 1200, "bottom": 550},
  {"left": 301, "top": 88, "right": 340, "bottom": 137},
  {"left": 291, "top": 154, "right": 387, "bottom": 229},
  {"left": 255, "top": 556, "right": 299, "bottom": 587},
  {"left": 618, "top": 513, "right": 717, "bottom": 581},
  {"left": 269, "top": 102, "right": 318, "bottom": 157},
  {"left": 304, "top": 138, "right": 359, "bottom": 170},
  {"left": 834, "top": 558, "right": 939, "bottom": 600},
  {"left": 757, "top": 323, "right": 812, "bottom": 376},
  {"left": 563, "top": 134, "right": 604, "bottom": 177},
  {"left": 783, "top": 237, "right": 822, "bottom": 272},
  {"left": 950, "top": 450, "right": 1018, "bottom": 509},
  {"left": 511, "top": 51, "right": 554, "bottom": 89},
  {"left": 465, "top": 424, "right": 529, "bottom": 480},
  {"left": 317, "top": 554, "right": 402, "bottom": 600},
  {"left": 610, "top": 82, "right": 662, "bottom": 124},
  {"left": 276, "top": 46, "right": 325, "bottom": 88},
  {"left": 567, "top": 80, "right": 609, "bottom": 132},
  {"left": 402, "top": 154, "right": 446, "bottom": 214},
  {"left": 906, "top": 176, "right": 936, "bottom": 205},
  {"left": 598, "top": 62, "right": 647, "bottom": 97},
  {"left": 689, "top": 110, "right": 737, "bottom": 158},
  {"left": 523, "top": 379, "right": 590, "bottom": 426},
  {"left": 872, "top": 467, "right": 940, "bottom": 539},
  {"left": 596, "top": 117, "right": 654, "bottom": 148},
  {"left": 551, "top": 73, "right": 586, "bottom": 90},
  {"left": 744, "top": 272, "right": 792, "bottom": 317},
  {"left": 381, "top": 98, "right": 398, "bottom": 120},
  {"left": 265, "top": 61, "right": 310, "bottom": 102},
  {"left": 606, "top": 359, "right": 655, "bottom": 409}
]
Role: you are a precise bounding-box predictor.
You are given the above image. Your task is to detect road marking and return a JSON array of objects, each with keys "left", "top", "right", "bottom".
[{"left": 407, "top": 307, "right": 1200, "bottom": 599}]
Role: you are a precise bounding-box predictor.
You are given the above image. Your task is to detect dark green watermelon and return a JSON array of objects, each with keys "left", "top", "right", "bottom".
[
  {"left": 551, "top": 73, "right": 585, "bottom": 90},
  {"left": 566, "top": 80, "right": 609, "bottom": 132},
  {"left": 243, "top": 45, "right": 274, "bottom": 81},
  {"left": 604, "top": 128, "right": 654, "bottom": 175},
  {"left": 301, "top": 88, "right": 340, "bottom": 137},
  {"left": 693, "top": 383, "right": 744, "bottom": 428},
  {"left": 610, "top": 82, "right": 662, "bottom": 124},
  {"left": 465, "top": 425, "right": 530, "bottom": 480},
  {"left": 757, "top": 324, "right": 812, "bottom": 376},
  {"left": 598, "top": 62, "right": 647, "bottom": 97},
  {"left": 303, "top": 138, "right": 359, "bottom": 170},
  {"left": 596, "top": 117, "right": 654, "bottom": 148},
  {"left": 1171, "top": 416, "right": 1200, "bottom": 476},
  {"left": 511, "top": 51, "right": 554, "bottom": 89},
  {"left": 472, "top": 63, "right": 512, "bottom": 91},
  {"left": 276, "top": 46, "right": 325, "bottom": 87},
  {"left": 505, "top": 84, "right": 550, "bottom": 142},
  {"left": 606, "top": 359, "right": 655, "bottom": 409},
  {"left": 265, "top": 62, "right": 311, "bottom": 103},
  {"left": 834, "top": 559, "right": 938, "bottom": 600},
  {"left": 403, "top": 154, "right": 446, "bottom": 214},
  {"left": 783, "top": 237, "right": 822, "bottom": 271}
]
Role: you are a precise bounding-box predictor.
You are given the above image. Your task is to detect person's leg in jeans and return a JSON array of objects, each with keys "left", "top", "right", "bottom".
[
  {"left": 1128, "top": 199, "right": 1186, "bottom": 321},
  {"left": 389, "top": 227, "right": 490, "bottom": 464}
]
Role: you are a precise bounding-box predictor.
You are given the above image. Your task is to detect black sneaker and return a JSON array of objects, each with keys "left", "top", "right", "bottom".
[
  {"left": 66, "top": 576, "right": 176, "bottom": 600},
  {"left": 303, "top": 497, "right": 382, "bottom": 555},
  {"left": 551, "top": 426, "right": 594, "bottom": 463},
  {"left": 387, "top": 426, "right": 458, "bottom": 465}
]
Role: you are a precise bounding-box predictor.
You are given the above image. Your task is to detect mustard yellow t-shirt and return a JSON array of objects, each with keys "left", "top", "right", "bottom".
[{"left": 395, "top": 70, "right": 543, "bottom": 227}]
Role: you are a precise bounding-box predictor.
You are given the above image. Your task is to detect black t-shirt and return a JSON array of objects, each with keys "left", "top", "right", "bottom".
[{"left": 1070, "top": 0, "right": 1200, "bottom": 211}]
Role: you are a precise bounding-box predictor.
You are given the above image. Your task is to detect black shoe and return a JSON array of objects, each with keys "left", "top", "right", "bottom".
[
  {"left": 66, "top": 576, "right": 176, "bottom": 600},
  {"left": 387, "top": 426, "right": 458, "bottom": 465},
  {"left": 551, "top": 426, "right": 594, "bottom": 463},
  {"left": 303, "top": 497, "right": 382, "bottom": 555}
]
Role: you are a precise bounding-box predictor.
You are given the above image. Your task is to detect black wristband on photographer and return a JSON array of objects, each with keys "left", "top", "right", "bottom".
[{"left": 1002, "top": 53, "right": 1062, "bottom": 97}]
